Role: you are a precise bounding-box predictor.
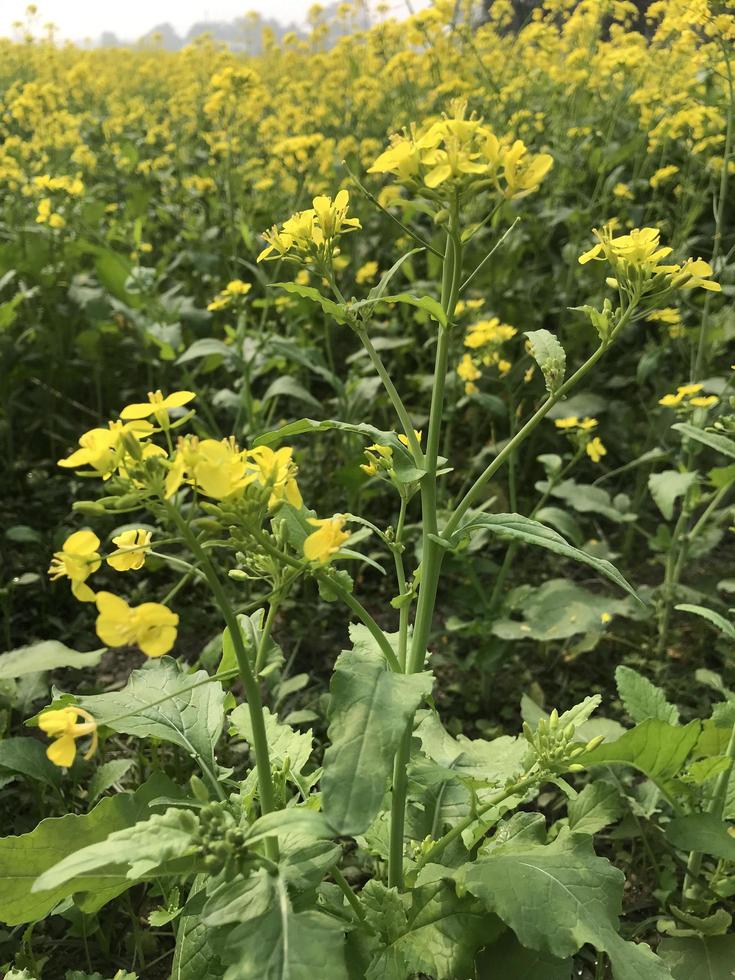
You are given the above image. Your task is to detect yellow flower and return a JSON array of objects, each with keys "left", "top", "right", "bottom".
[
  {"left": 689, "top": 395, "right": 718, "bottom": 408},
  {"left": 398, "top": 430, "right": 422, "bottom": 449},
  {"left": 600, "top": 612, "right": 612, "bottom": 625},
  {"left": 304, "top": 515, "right": 349, "bottom": 563},
  {"left": 586, "top": 437, "right": 607, "bottom": 463},
  {"left": 48, "top": 529, "right": 101, "bottom": 602},
  {"left": 650, "top": 165, "right": 679, "bottom": 189},
  {"left": 659, "top": 383, "right": 703, "bottom": 407},
  {"left": 356, "top": 260, "right": 379, "bottom": 284},
  {"left": 458, "top": 353, "right": 481, "bottom": 388},
  {"left": 578, "top": 417, "right": 599, "bottom": 430},
  {"left": 464, "top": 318, "right": 517, "bottom": 349},
  {"left": 612, "top": 182, "right": 633, "bottom": 199},
  {"left": 502, "top": 140, "right": 553, "bottom": 199},
  {"left": 58, "top": 420, "right": 153, "bottom": 479},
  {"left": 245, "top": 445, "right": 303, "bottom": 509},
  {"left": 120, "top": 390, "right": 196, "bottom": 427},
  {"left": 107, "top": 529, "right": 152, "bottom": 571},
  {"left": 554, "top": 416, "right": 580, "bottom": 429},
  {"left": 38, "top": 706, "right": 98, "bottom": 768},
  {"left": 189, "top": 437, "right": 249, "bottom": 500},
  {"left": 95, "top": 591, "right": 178, "bottom": 658}
]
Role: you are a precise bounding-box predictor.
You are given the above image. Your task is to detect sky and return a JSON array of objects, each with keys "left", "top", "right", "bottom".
[{"left": 0, "top": 1, "right": 343, "bottom": 42}]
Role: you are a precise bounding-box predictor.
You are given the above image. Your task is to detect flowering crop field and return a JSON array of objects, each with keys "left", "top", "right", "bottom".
[{"left": 0, "top": 0, "right": 734, "bottom": 977}]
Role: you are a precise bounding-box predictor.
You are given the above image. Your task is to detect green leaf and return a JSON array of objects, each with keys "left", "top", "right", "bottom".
[
  {"left": 658, "top": 934, "right": 735, "bottom": 979},
  {"left": 477, "top": 930, "right": 572, "bottom": 979},
  {"left": 672, "top": 423, "right": 735, "bottom": 460},
  {"left": 254, "top": 416, "right": 405, "bottom": 451},
  {"left": 270, "top": 282, "right": 349, "bottom": 324},
  {"left": 455, "top": 513, "right": 638, "bottom": 598},
  {"left": 372, "top": 291, "right": 447, "bottom": 327},
  {"left": 366, "top": 248, "right": 422, "bottom": 303},
  {"left": 615, "top": 666, "right": 680, "bottom": 724},
  {"left": 462, "top": 831, "right": 671, "bottom": 979},
  {"left": 648, "top": 471, "right": 698, "bottom": 520},
  {"left": 0, "top": 640, "right": 104, "bottom": 680},
  {"left": 231, "top": 705, "right": 313, "bottom": 775},
  {"left": 87, "top": 759, "right": 135, "bottom": 803},
  {"left": 221, "top": 609, "right": 284, "bottom": 677},
  {"left": 75, "top": 658, "right": 225, "bottom": 778},
  {"left": 33, "top": 807, "right": 199, "bottom": 892},
  {"left": 675, "top": 604, "right": 735, "bottom": 640},
  {"left": 176, "top": 338, "right": 238, "bottom": 366},
  {"left": 214, "top": 873, "right": 348, "bottom": 979},
  {"left": 363, "top": 880, "right": 496, "bottom": 980},
  {"left": 567, "top": 782, "right": 623, "bottom": 836},
  {"left": 322, "top": 625, "right": 433, "bottom": 835},
  {"left": 666, "top": 814, "right": 735, "bottom": 861},
  {"left": 543, "top": 479, "right": 635, "bottom": 523},
  {"left": 262, "top": 375, "right": 322, "bottom": 412},
  {"left": 0, "top": 774, "right": 177, "bottom": 924},
  {"left": 576, "top": 719, "right": 701, "bottom": 786},
  {"left": 525, "top": 329, "right": 566, "bottom": 393},
  {"left": 0, "top": 737, "right": 61, "bottom": 791},
  {"left": 173, "top": 876, "right": 222, "bottom": 980}
]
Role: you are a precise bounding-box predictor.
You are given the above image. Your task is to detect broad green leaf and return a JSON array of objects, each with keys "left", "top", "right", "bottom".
[
  {"left": 462, "top": 831, "right": 671, "bottom": 979},
  {"left": 0, "top": 774, "right": 177, "bottom": 924},
  {"left": 87, "top": 758, "right": 135, "bottom": 803},
  {"left": 372, "top": 291, "right": 447, "bottom": 327},
  {"left": 648, "top": 471, "right": 698, "bottom": 520},
  {"left": 666, "top": 813, "right": 735, "bottom": 861},
  {"left": 525, "top": 329, "right": 566, "bottom": 393},
  {"left": 658, "top": 934, "right": 735, "bottom": 979},
  {"left": 230, "top": 705, "right": 313, "bottom": 775},
  {"left": 567, "top": 782, "right": 623, "bottom": 836},
  {"left": 543, "top": 479, "right": 635, "bottom": 523},
  {"left": 477, "top": 930, "right": 572, "bottom": 979},
  {"left": 262, "top": 375, "right": 322, "bottom": 412},
  {"left": 244, "top": 808, "right": 333, "bottom": 845},
  {"left": 322, "top": 625, "right": 433, "bottom": 835},
  {"left": 0, "top": 640, "right": 104, "bottom": 680},
  {"left": 492, "top": 579, "right": 634, "bottom": 642},
  {"left": 577, "top": 719, "right": 701, "bottom": 786},
  {"left": 672, "top": 423, "right": 735, "bottom": 460},
  {"left": 214, "top": 873, "right": 348, "bottom": 980},
  {"left": 675, "top": 604, "right": 735, "bottom": 640},
  {"left": 615, "top": 666, "right": 680, "bottom": 725},
  {"left": 455, "top": 513, "right": 638, "bottom": 598},
  {"left": 270, "top": 282, "right": 349, "bottom": 324},
  {"left": 0, "top": 736, "right": 61, "bottom": 790},
  {"left": 176, "top": 338, "right": 237, "bottom": 365},
  {"left": 33, "top": 807, "right": 199, "bottom": 892},
  {"left": 75, "top": 658, "right": 225, "bottom": 778},
  {"left": 173, "top": 876, "right": 222, "bottom": 980},
  {"left": 363, "top": 880, "right": 496, "bottom": 980}
]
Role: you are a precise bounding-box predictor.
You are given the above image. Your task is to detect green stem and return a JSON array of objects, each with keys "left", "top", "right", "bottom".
[
  {"left": 165, "top": 505, "right": 278, "bottom": 858},
  {"left": 445, "top": 306, "right": 636, "bottom": 539},
  {"left": 416, "top": 772, "right": 540, "bottom": 869},
  {"left": 388, "top": 208, "right": 463, "bottom": 890},
  {"left": 357, "top": 327, "right": 423, "bottom": 461},
  {"left": 254, "top": 598, "right": 279, "bottom": 675},
  {"left": 331, "top": 865, "right": 374, "bottom": 931}
]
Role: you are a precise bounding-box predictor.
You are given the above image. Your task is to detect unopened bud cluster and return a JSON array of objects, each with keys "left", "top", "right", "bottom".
[
  {"left": 194, "top": 802, "right": 247, "bottom": 874},
  {"left": 523, "top": 709, "right": 605, "bottom": 772}
]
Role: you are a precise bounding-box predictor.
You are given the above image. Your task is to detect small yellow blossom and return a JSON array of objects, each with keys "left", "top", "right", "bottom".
[
  {"left": 95, "top": 592, "right": 178, "bottom": 658},
  {"left": 48, "top": 530, "right": 101, "bottom": 602},
  {"left": 38, "top": 706, "right": 97, "bottom": 768},
  {"left": 107, "top": 529, "right": 152, "bottom": 572},
  {"left": 659, "top": 383, "right": 703, "bottom": 407},
  {"left": 245, "top": 445, "right": 303, "bottom": 509},
  {"left": 304, "top": 515, "right": 350, "bottom": 563},
  {"left": 356, "top": 260, "right": 379, "bottom": 284},
  {"left": 689, "top": 395, "right": 718, "bottom": 408},
  {"left": 586, "top": 437, "right": 607, "bottom": 463},
  {"left": 120, "top": 390, "right": 196, "bottom": 427}
]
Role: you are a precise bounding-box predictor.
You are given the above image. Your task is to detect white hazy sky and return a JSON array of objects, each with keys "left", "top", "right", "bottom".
[{"left": 0, "top": 1, "right": 383, "bottom": 41}]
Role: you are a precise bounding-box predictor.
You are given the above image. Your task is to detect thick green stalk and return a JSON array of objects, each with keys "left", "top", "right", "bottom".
[
  {"left": 388, "top": 212, "right": 462, "bottom": 889},
  {"left": 254, "top": 598, "right": 279, "bottom": 675},
  {"left": 166, "top": 506, "right": 278, "bottom": 858}
]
